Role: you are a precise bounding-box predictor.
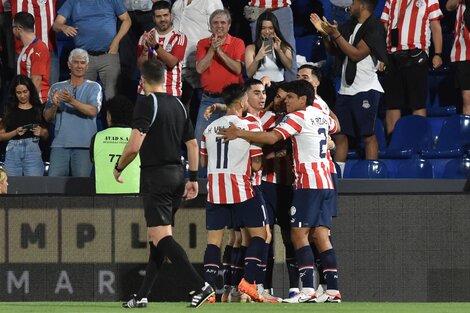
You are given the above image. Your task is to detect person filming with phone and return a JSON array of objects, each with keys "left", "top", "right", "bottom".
[
  {"left": 0, "top": 75, "right": 49, "bottom": 176},
  {"left": 245, "top": 12, "right": 293, "bottom": 102}
]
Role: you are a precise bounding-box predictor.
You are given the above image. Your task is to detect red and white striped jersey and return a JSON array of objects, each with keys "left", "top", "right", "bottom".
[
  {"left": 244, "top": 112, "right": 267, "bottom": 186},
  {"left": 1, "top": 1, "right": 12, "bottom": 12},
  {"left": 381, "top": 0, "right": 443, "bottom": 53},
  {"left": 450, "top": 2, "right": 470, "bottom": 62},
  {"left": 249, "top": 0, "right": 290, "bottom": 9},
  {"left": 273, "top": 106, "right": 338, "bottom": 189},
  {"left": 17, "top": 37, "right": 50, "bottom": 102},
  {"left": 12, "top": 0, "right": 56, "bottom": 52},
  {"left": 312, "top": 96, "right": 337, "bottom": 174},
  {"left": 137, "top": 29, "right": 187, "bottom": 97},
  {"left": 201, "top": 115, "right": 263, "bottom": 204}
]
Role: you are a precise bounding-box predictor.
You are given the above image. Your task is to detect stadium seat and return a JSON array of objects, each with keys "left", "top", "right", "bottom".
[
  {"left": 380, "top": 115, "right": 432, "bottom": 158},
  {"left": 421, "top": 114, "right": 470, "bottom": 158},
  {"left": 395, "top": 159, "right": 434, "bottom": 178},
  {"left": 442, "top": 158, "right": 470, "bottom": 179},
  {"left": 348, "top": 160, "right": 389, "bottom": 178}
]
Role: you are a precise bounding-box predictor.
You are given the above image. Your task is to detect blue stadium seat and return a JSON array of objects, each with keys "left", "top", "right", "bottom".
[
  {"left": 442, "top": 158, "right": 470, "bottom": 179},
  {"left": 348, "top": 160, "right": 389, "bottom": 178},
  {"left": 395, "top": 159, "right": 434, "bottom": 178},
  {"left": 380, "top": 115, "right": 432, "bottom": 158},
  {"left": 421, "top": 114, "right": 470, "bottom": 158}
]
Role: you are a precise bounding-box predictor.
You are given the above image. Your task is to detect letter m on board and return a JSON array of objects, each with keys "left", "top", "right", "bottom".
[{"left": 21, "top": 223, "right": 46, "bottom": 248}]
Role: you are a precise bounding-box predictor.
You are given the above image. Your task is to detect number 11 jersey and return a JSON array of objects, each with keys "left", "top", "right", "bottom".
[{"left": 201, "top": 115, "right": 263, "bottom": 204}]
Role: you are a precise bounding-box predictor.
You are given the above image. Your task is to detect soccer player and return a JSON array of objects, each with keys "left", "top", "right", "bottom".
[
  {"left": 220, "top": 80, "right": 342, "bottom": 303},
  {"left": 200, "top": 83, "right": 263, "bottom": 302}
]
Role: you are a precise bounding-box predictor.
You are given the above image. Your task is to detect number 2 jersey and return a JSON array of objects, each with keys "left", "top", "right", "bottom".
[
  {"left": 201, "top": 115, "right": 263, "bottom": 204},
  {"left": 273, "top": 105, "right": 338, "bottom": 189}
]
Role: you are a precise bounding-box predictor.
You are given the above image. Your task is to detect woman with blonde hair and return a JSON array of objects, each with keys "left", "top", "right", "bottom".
[{"left": 0, "top": 168, "right": 8, "bottom": 194}]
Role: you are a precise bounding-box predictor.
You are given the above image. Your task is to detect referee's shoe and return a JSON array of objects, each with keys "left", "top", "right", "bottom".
[
  {"left": 189, "top": 282, "right": 215, "bottom": 308},
  {"left": 122, "top": 294, "right": 148, "bottom": 308}
]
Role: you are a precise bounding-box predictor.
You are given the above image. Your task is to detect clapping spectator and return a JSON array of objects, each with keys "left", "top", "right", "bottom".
[{"left": 0, "top": 75, "right": 48, "bottom": 176}]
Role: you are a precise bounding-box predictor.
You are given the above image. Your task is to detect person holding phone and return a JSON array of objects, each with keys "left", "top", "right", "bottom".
[
  {"left": 0, "top": 75, "right": 48, "bottom": 176},
  {"left": 245, "top": 12, "right": 293, "bottom": 103}
]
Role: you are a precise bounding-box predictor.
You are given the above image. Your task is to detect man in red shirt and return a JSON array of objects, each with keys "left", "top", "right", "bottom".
[
  {"left": 194, "top": 8, "right": 245, "bottom": 177},
  {"left": 13, "top": 12, "right": 50, "bottom": 103}
]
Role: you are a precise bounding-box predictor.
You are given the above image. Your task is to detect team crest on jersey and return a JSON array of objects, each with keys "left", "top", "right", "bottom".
[
  {"left": 415, "top": 0, "right": 424, "bottom": 7},
  {"left": 290, "top": 206, "right": 296, "bottom": 216},
  {"left": 38, "top": 0, "right": 47, "bottom": 4},
  {"left": 165, "top": 44, "right": 173, "bottom": 52}
]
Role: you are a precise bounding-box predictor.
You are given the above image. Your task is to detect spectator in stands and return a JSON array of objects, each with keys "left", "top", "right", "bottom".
[
  {"left": 330, "top": 0, "right": 352, "bottom": 29},
  {"left": 172, "top": 0, "right": 224, "bottom": 107},
  {"left": 13, "top": 12, "right": 51, "bottom": 103},
  {"left": 90, "top": 95, "right": 140, "bottom": 194},
  {"left": 194, "top": 9, "right": 245, "bottom": 176},
  {"left": 44, "top": 48, "right": 102, "bottom": 177},
  {"left": 0, "top": 0, "right": 15, "bottom": 109},
  {"left": 245, "top": 0, "right": 297, "bottom": 81},
  {"left": 12, "top": 0, "right": 58, "bottom": 85},
  {"left": 245, "top": 11, "right": 293, "bottom": 103},
  {"left": 53, "top": 0, "right": 131, "bottom": 100},
  {"left": 312, "top": 0, "right": 387, "bottom": 169},
  {"left": 0, "top": 167, "right": 8, "bottom": 194},
  {"left": 136, "top": 1, "right": 187, "bottom": 98},
  {"left": 0, "top": 75, "right": 48, "bottom": 176},
  {"left": 446, "top": 0, "right": 470, "bottom": 115},
  {"left": 381, "top": 0, "right": 443, "bottom": 137},
  {"left": 119, "top": 0, "right": 157, "bottom": 103}
]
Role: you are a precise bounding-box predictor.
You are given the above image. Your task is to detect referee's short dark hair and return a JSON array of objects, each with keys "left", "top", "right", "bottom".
[
  {"left": 298, "top": 63, "right": 322, "bottom": 82},
  {"left": 222, "top": 83, "right": 247, "bottom": 108},
  {"left": 13, "top": 12, "right": 35, "bottom": 32},
  {"left": 105, "top": 95, "right": 134, "bottom": 127},
  {"left": 141, "top": 60, "right": 165, "bottom": 85},
  {"left": 283, "top": 80, "right": 315, "bottom": 106}
]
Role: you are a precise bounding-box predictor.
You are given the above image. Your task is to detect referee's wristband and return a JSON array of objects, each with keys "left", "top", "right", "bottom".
[
  {"left": 188, "top": 170, "right": 198, "bottom": 182},
  {"left": 114, "top": 162, "right": 124, "bottom": 173}
]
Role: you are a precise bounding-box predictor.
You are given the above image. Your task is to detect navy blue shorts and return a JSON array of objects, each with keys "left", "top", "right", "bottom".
[
  {"left": 335, "top": 90, "right": 380, "bottom": 138},
  {"left": 290, "top": 188, "right": 335, "bottom": 229},
  {"left": 261, "top": 181, "right": 293, "bottom": 229},
  {"left": 331, "top": 173, "right": 338, "bottom": 217},
  {"left": 206, "top": 202, "right": 234, "bottom": 230},
  {"left": 254, "top": 185, "right": 271, "bottom": 225},
  {"left": 233, "top": 194, "right": 268, "bottom": 228}
]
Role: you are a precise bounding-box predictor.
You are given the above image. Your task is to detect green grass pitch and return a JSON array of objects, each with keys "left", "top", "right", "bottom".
[{"left": 1, "top": 302, "right": 470, "bottom": 313}]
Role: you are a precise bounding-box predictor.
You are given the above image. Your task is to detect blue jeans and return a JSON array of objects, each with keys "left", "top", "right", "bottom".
[
  {"left": 48, "top": 147, "right": 92, "bottom": 177},
  {"left": 194, "top": 94, "right": 224, "bottom": 177},
  {"left": 5, "top": 138, "right": 44, "bottom": 176}
]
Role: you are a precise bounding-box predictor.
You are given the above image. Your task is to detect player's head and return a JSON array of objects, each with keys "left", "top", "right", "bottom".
[
  {"left": 222, "top": 83, "right": 248, "bottom": 113},
  {"left": 105, "top": 95, "right": 134, "bottom": 127},
  {"left": 141, "top": 59, "right": 165, "bottom": 89},
  {"left": 297, "top": 64, "right": 322, "bottom": 90},
  {"left": 0, "top": 167, "right": 8, "bottom": 194},
  {"left": 245, "top": 79, "right": 266, "bottom": 112},
  {"left": 152, "top": 0, "right": 172, "bottom": 32},
  {"left": 282, "top": 80, "right": 315, "bottom": 113},
  {"left": 273, "top": 84, "right": 288, "bottom": 113},
  {"left": 12, "top": 12, "right": 35, "bottom": 39}
]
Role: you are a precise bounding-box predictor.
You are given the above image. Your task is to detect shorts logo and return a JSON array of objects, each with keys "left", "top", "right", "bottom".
[
  {"left": 290, "top": 206, "right": 296, "bottom": 217},
  {"left": 362, "top": 100, "right": 370, "bottom": 109}
]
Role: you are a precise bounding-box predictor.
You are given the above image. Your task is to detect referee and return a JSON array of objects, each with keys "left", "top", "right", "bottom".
[{"left": 114, "top": 59, "right": 214, "bottom": 308}]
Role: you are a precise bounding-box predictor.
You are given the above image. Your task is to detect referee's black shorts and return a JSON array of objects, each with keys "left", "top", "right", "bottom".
[{"left": 141, "top": 164, "right": 185, "bottom": 227}]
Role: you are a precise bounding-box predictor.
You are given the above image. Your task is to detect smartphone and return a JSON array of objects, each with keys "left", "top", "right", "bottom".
[
  {"left": 263, "top": 37, "right": 273, "bottom": 51},
  {"left": 22, "top": 124, "right": 36, "bottom": 130}
]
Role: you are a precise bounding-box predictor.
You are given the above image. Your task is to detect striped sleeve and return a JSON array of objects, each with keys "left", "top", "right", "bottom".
[
  {"left": 273, "top": 113, "right": 303, "bottom": 140},
  {"left": 428, "top": 0, "right": 443, "bottom": 21},
  {"left": 200, "top": 134, "right": 207, "bottom": 155},
  {"left": 380, "top": 0, "right": 391, "bottom": 23}
]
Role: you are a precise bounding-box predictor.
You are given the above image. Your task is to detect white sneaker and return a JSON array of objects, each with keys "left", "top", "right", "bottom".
[
  {"left": 122, "top": 294, "right": 148, "bottom": 308},
  {"left": 282, "top": 291, "right": 316, "bottom": 303},
  {"left": 260, "top": 290, "right": 282, "bottom": 303},
  {"left": 313, "top": 291, "right": 342, "bottom": 303}
]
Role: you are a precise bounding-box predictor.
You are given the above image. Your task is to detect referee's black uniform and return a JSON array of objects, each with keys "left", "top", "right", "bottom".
[{"left": 132, "top": 92, "right": 194, "bottom": 226}]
